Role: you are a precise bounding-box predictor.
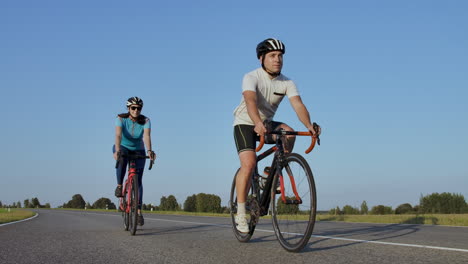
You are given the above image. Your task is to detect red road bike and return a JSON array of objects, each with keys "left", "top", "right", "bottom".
[{"left": 115, "top": 151, "right": 154, "bottom": 235}]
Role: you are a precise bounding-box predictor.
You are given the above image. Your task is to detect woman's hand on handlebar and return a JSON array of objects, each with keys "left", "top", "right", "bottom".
[
  {"left": 113, "top": 150, "right": 119, "bottom": 161},
  {"left": 148, "top": 150, "right": 156, "bottom": 161}
]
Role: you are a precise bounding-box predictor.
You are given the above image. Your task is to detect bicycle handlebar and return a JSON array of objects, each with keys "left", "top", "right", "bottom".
[
  {"left": 115, "top": 152, "right": 155, "bottom": 170},
  {"left": 256, "top": 123, "right": 320, "bottom": 154}
]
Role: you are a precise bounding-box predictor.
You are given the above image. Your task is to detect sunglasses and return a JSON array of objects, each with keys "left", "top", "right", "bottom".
[{"left": 130, "top": 106, "right": 142, "bottom": 111}]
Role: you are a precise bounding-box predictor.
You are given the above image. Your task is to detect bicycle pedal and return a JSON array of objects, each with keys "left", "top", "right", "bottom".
[{"left": 284, "top": 199, "right": 302, "bottom": 205}]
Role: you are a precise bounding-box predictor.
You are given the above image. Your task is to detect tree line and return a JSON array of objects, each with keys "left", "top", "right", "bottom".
[
  {"left": 330, "top": 192, "right": 468, "bottom": 215},
  {"left": 3, "top": 192, "right": 466, "bottom": 215},
  {"left": 58, "top": 193, "right": 227, "bottom": 213},
  {"left": 0, "top": 198, "right": 51, "bottom": 209}
]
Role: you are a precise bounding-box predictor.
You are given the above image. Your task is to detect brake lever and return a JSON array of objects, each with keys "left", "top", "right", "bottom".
[{"left": 313, "top": 122, "right": 321, "bottom": 146}]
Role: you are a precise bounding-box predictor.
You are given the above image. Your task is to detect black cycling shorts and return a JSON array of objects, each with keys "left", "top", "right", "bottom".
[{"left": 233, "top": 121, "right": 283, "bottom": 153}]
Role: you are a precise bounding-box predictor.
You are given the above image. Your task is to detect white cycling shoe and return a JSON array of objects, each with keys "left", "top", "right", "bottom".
[{"left": 235, "top": 214, "right": 249, "bottom": 233}]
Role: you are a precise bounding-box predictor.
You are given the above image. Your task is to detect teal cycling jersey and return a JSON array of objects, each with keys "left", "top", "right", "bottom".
[{"left": 115, "top": 116, "right": 151, "bottom": 150}]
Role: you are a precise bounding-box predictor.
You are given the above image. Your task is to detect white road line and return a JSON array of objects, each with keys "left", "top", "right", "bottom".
[
  {"left": 146, "top": 217, "right": 468, "bottom": 253},
  {"left": 0, "top": 213, "right": 39, "bottom": 227},
  {"left": 76, "top": 212, "right": 468, "bottom": 253},
  {"left": 310, "top": 234, "right": 468, "bottom": 253}
]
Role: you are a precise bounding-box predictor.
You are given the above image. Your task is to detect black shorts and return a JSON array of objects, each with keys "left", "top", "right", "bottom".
[{"left": 233, "top": 121, "right": 283, "bottom": 153}]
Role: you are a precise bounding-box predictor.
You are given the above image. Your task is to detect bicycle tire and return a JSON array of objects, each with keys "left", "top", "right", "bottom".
[
  {"left": 271, "top": 153, "right": 317, "bottom": 252},
  {"left": 129, "top": 177, "right": 139, "bottom": 235},
  {"left": 229, "top": 168, "right": 257, "bottom": 242},
  {"left": 122, "top": 195, "right": 129, "bottom": 231}
]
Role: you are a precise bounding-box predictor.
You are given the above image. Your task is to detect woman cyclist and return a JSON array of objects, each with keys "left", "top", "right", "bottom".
[{"left": 113, "top": 96, "right": 156, "bottom": 226}]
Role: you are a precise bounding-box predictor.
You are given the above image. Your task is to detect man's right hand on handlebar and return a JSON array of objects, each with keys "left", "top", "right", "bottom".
[{"left": 254, "top": 121, "right": 267, "bottom": 136}]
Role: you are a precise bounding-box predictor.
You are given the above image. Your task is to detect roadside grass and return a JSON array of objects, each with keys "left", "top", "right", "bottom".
[
  {"left": 0, "top": 209, "right": 36, "bottom": 224},
  {"left": 316, "top": 214, "right": 468, "bottom": 226}
]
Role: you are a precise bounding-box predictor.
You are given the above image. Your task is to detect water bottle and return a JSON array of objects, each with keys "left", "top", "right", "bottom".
[{"left": 259, "top": 167, "right": 271, "bottom": 189}]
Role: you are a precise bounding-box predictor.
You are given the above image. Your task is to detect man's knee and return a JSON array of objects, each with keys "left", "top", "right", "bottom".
[
  {"left": 239, "top": 151, "right": 256, "bottom": 170},
  {"left": 279, "top": 123, "right": 294, "bottom": 132}
]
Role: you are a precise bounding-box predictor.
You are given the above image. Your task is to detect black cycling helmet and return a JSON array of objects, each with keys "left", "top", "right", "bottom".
[
  {"left": 256, "top": 38, "right": 285, "bottom": 59},
  {"left": 126, "top": 96, "right": 143, "bottom": 107}
]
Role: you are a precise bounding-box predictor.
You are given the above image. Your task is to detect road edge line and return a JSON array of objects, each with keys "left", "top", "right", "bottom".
[{"left": 0, "top": 213, "right": 39, "bottom": 227}]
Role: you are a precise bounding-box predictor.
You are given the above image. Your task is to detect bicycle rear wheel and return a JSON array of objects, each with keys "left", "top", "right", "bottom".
[
  {"left": 271, "top": 153, "right": 317, "bottom": 252},
  {"left": 129, "top": 177, "right": 139, "bottom": 235},
  {"left": 229, "top": 168, "right": 258, "bottom": 242}
]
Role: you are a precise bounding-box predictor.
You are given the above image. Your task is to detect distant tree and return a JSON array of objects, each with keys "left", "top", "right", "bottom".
[
  {"left": 184, "top": 195, "right": 197, "bottom": 212},
  {"left": 44, "top": 203, "right": 51, "bottom": 208},
  {"left": 17, "top": 201, "right": 22, "bottom": 208},
  {"left": 195, "top": 193, "right": 222, "bottom": 213},
  {"left": 360, "top": 201, "right": 368, "bottom": 215},
  {"left": 342, "top": 205, "right": 359, "bottom": 215},
  {"left": 160, "top": 196, "right": 167, "bottom": 210},
  {"left": 276, "top": 196, "right": 299, "bottom": 214},
  {"left": 160, "top": 195, "right": 179, "bottom": 211},
  {"left": 335, "top": 206, "right": 341, "bottom": 215},
  {"left": 419, "top": 192, "right": 467, "bottom": 214},
  {"left": 92, "top": 197, "right": 116, "bottom": 210},
  {"left": 395, "top": 203, "right": 413, "bottom": 214},
  {"left": 0, "top": 201, "right": 2, "bottom": 207},
  {"left": 31, "top": 197, "right": 41, "bottom": 208},
  {"left": 12, "top": 202, "right": 17, "bottom": 208},
  {"left": 65, "top": 194, "right": 86, "bottom": 209},
  {"left": 370, "top": 205, "right": 393, "bottom": 215},
  {"left": 221, "top": 206, "right": 230, "bottom": 214}
]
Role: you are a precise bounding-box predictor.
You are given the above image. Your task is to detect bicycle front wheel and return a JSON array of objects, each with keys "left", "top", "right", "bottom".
[
  {"left": 229, "top": 168, "right": 257, "bottom": 242},
  {"left": 122, "top": 196, "right": 129, "bottom": 231},
  {"left": 129, "top": 177, "right": 139, "bottom": 235},
  {"left": 271, "top": 153, "right": 317, "bottom": 252}
]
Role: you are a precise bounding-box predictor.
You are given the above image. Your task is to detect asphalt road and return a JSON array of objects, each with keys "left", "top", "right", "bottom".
[{"left": 1, "top": 210, "right": 467, "bottom": 264}]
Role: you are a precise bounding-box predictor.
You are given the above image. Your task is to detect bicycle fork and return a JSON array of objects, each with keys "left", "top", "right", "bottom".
[{"left": 278, "top": 163, "right": 303, "bottom": 205}]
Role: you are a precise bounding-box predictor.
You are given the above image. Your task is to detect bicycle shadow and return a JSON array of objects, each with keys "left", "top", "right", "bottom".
[
  {"left": 136, "top": 223, "right": 227, "bottom": 236},
  {"left": 301, "top": 223, "right": 422, "bottom": 252}
]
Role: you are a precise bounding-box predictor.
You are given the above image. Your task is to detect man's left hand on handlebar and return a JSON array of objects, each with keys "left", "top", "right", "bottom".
[
  {"left": 307, "top": 123, "right": 321, "bottom": 136},
  {"left": 307, "top": 123, "right": 321, "bottom": 145}
]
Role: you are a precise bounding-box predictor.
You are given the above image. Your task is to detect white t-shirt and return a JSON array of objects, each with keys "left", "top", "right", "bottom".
[{"left": 233, "top": 68, "right": 300, "bottom": 126}]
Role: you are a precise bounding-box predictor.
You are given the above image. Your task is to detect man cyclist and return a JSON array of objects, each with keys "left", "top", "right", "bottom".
[
  {"left": 233, "top": 38, "right": 321, "bottom": 233},
  {"left": 113, "top": 96, "right": 156, "bottom": 226}
]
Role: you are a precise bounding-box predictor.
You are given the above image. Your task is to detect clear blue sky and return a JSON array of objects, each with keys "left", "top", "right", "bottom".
[{"left": 1, "top": 1, "right": 467, "bottom": 210}]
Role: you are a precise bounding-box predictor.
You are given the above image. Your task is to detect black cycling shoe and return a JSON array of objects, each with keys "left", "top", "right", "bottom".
[
  {"left": 137, "top": 214, "right": 144, "bottom": 226},
  {"left": 115, "top": 186, "right": 123, "bottom": 198}
]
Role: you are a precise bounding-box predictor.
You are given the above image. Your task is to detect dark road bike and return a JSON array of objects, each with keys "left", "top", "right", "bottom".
[
  {"left": 230, "top": 124, "right": 320, "bottom": 252},
  {"left": 115, "top": 151, "right": 154, "bottom": 235}
]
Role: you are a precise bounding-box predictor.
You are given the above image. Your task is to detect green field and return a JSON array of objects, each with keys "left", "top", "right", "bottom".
[
  {"left": 142, "top": 211, "right": 468, "bottom": 226},
  {"left": 316, "top": 213, "right": 468, "bottom": 226},
  {"left": 148, "top": 211, "right": 468, "bottom": 226},
  {"left": 0, "top": 209, "right": 36, "bottom": 224}
]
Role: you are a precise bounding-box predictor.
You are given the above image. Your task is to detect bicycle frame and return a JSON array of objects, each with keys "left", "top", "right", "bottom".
[
  {"left": 120, "top": 160, "right": 138, "bottom": 213},
  {"left": 251, "top": 130, "right": 318, "bottom": 217}
]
